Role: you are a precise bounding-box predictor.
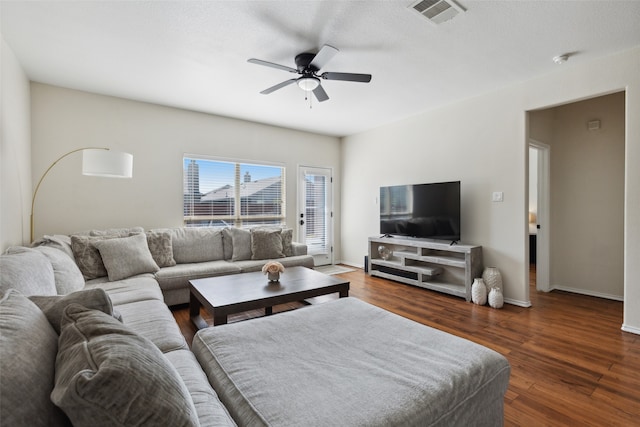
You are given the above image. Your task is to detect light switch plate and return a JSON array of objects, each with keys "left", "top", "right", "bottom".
[{"left": 492, "top": 191, "right": 504, "bottom": 202}]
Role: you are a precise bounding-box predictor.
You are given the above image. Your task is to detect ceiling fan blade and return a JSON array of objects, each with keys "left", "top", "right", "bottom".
[
  {"left": 309, "top": 45, "right": 339, "bottom": 71},
  {"left": 248, "top": 58, "right": 298, "bottom": 74},
  {"left": 313, "top": 84, "right": 329, "bottom": 102},
  {"left": 260, "top": 79, "right": 298, "bottom": 94},
  {"left": 321, "top": 72, "right": 372, "bottom": 83}
]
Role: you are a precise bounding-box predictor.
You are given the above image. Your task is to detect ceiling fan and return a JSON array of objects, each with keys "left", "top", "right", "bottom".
[{"left": 247, "top": 44, "right": 372, "bottom": 102}]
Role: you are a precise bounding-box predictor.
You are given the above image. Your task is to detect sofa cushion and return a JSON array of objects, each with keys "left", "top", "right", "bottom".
[
  {"left": 0, "top": 290, "right": 70, "bottom": 426},
  {"left": 89, "top": 226, "right": 144, "bottom": 237},
  {"left": 28, "top": 288, "right": 118, "bottom": 334},
  {"left": 0, "top": 249, "right": 57, "bottom": 296},
  {"left": 226, "top": 227, "right": 252, "bottom": 261},
  {"left": 169, "top": 228, "right": 224, "bottom": 263},
  {"left": 234, "top": 255, "right": 315, "bottom": 273},
  {"left": 51, "top": 304, "right": 200, "bottom": 427},
  {"left": 164, "top": 349, "right": 237, "bottom": 427},
  {"left": 155, "top": 261, "right": 241, "bottom": 291},
  {"left": 115, "top": 298, "right": 188, "bottom": 353},
  {"left": 93, "top": 233, "right": 160, "bottom": 281},
  {"left": 85, "top": 274, "right": 164, "bottom": 306},
  {"left": 146, "top": 230, "right": 177, "bottom": 267},
  {"left": 251, "top": 228, "right": 284, "bottom": 260},
  {"left": 33, "top": 234, "right": 75, "bottom": 260},
  {"left": 29, "top": 246, "right": 84, "bottom": 294}
]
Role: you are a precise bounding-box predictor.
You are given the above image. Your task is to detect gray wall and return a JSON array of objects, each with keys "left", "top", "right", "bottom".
[
  {"left": 0, "top": 35, "right": 31, "bottom": 251},
  {"left": 29, "top": 84, "right": 342, "bottom": 259}
]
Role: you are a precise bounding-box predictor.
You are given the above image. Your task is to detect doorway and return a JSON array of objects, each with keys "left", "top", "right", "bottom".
[
  {"left": 298, "top": 166, "right": 333, "bottom": 266},
  {"left": 527, "top": 92, "right": 625, "bottom": 300},
  {"left": 528, "top": 141, "right": 550, "bottom": 292}
]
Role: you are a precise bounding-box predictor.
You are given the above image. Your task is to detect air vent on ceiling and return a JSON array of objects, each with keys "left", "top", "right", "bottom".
[{"left": 409, "top": 0, "right": 465, "bottom": 24}]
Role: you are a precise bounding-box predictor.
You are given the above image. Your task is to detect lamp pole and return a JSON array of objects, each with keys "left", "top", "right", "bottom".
[{"left": 30, "top": 147, "right": 109, "bottom": 242}]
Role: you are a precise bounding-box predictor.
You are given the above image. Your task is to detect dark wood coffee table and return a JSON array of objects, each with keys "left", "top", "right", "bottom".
[{"left": 189, "top": 266, "right": 350, "bottom": 329}]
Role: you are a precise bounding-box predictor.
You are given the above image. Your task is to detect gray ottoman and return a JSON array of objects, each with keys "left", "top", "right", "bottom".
[{"left": 192, "top": 297, "right": 510, "bottom": 427}]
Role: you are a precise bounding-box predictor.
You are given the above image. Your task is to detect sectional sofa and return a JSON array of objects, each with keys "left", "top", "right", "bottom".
[
  {"left": 35, "top": 226, "right": 314, "bottom": 306},
  {"left": 0, "top": 225, "right": 510, "bottom": 426}
]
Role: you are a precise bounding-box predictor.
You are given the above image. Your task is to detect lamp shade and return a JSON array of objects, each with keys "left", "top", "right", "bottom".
[{"left": 82, "top": 149, "right": 133, "bottom": 178}]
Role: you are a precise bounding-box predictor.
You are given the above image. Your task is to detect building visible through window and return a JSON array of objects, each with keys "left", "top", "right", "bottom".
[{"left": 183, "top": 156, "right": 285, "bottom": 228}]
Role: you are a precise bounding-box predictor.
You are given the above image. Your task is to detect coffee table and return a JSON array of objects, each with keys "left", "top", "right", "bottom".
[{"left": 189, "top": 266, "right": 350, "bottom": 329}]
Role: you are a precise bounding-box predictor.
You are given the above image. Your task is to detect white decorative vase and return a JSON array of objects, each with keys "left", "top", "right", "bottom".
[
  {"left": 482, "top": 267, "right": 503, "bottom": 292},
  {"left": 488, "top": 287, "right": 504, "bottom": 309},
  {"left": 471, "top": 278, "right": 487, "bottom": 305},
  {"left": 268, "top": 272, "right": 280, "bottom": 282}
]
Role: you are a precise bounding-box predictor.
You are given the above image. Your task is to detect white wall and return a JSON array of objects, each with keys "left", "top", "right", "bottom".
[
  {"left": 531, "top": 93, "right": 625, "bottom": 299},
  {"left": 341, "top": 46, "right": 640, "bottom": 334},
  {"left": 0, "top": 35, "right": 31, "bottom": 251},
  {"left": 30, "top": 84, "right": 341, "bottom": 257}
]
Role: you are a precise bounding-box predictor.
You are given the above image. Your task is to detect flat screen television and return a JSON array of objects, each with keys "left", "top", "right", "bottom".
[{"left": 379, "top": 181, "right": 460, "bottom": 241}]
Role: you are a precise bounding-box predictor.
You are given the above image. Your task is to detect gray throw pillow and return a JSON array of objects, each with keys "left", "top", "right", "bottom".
[
  {"left": 0, "top": 290, "right": 70, "bottom": 426},
  {"left": 228, "top": 227, "right": 252, "bottom": 261},
  {"left": 29, "top": 288, "right": 118, "bottom": 334},
  {"left": 93, "top": 233, "right": 160, "bottom": 281},
  {"left": 70, "top": 235, "right": 115, "bottom": 280},
  {"left": 146, "top": 230, "right": 177, "bottom": 267},
  {"left": 251, "top": 228, "right": 285, "bottom": 260},
  {"left": 281, "top": 228, "right": 294, "bottom": 257},
  {"left": 51, "top": 304, "right": 200, "bottom": 427}
]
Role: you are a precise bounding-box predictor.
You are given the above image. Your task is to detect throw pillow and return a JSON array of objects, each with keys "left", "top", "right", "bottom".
[
  {"left": 70, "top": 235, "right": 114, "bottom": 280},
  {"left": 170, "top": 227, "right": 224, "bottom": 263},
  {"left": 251, "top": 228, "right": 285, "bottom": 260},
  {"left": 228, "top": 227, "right": 252, "bottom": 261},
  {"left": 51, "top": 304, "right": 200, "bottom": 427},
  {"left": 281, "top": 228, "right": 294, "bottom": 257},
  {"left": 29, "top": 288, "right": 118, "bottom": 334},
  {"left": 0, "top": 249, "right": 57, "bottom": 296},
  {"left": 0, "top": 290, "right": 70, "bottom": 426},
  {"left": 30, "top": 246, "right": 84, "bottom": 295},
  {"left": 93, "top": 233, "right": 160, "bottom": 281},
  {"left": 146, "top": 230, "right": 177, "bottom": 267}
]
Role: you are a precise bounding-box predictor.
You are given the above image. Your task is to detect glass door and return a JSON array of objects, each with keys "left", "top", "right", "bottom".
[{"left": 298, "top": 166, "right": 333, "bottom": 266}]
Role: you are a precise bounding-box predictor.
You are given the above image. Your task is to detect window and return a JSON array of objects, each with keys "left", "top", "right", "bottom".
[{"left": 183, "top": 156, "right": 286, "bottom": 228}]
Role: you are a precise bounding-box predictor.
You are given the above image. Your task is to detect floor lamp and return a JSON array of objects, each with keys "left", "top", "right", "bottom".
[{"left": 30, "top": 147, "right": 133, "bottom": 242}]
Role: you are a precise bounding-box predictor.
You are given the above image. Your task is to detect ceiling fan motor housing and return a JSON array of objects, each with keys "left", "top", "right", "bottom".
[{"left": 295, "top": 53, "right": 318, "bottom": 72}]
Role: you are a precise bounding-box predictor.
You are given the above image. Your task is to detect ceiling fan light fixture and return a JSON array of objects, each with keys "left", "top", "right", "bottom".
[{"left": 297, "top": 76, "right": 320, "bottom": 91}]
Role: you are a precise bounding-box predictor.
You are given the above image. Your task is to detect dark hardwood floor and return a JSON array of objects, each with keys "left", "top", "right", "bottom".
[{"left": 172, "top": 265, "right": 640, "bottom": 426}]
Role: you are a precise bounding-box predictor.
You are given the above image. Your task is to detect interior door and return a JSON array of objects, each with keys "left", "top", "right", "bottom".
[
  {"left": 298, "top": 166, "right": 333, "bottom": 266},
  {"left": 530, "top": 140, "right": 550, "bottom": 292}
]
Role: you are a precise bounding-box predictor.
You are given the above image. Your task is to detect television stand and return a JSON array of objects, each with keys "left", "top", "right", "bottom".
[{"left": 368, "top": 236, "right": 483, "bottom": 301}]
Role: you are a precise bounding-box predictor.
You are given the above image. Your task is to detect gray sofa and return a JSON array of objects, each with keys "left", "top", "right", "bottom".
[
  {"left": 0, "top": 225, "right": 311, "bottom": 426},
  {"left": 0, "top": 225, "right": 510, "bottom": 426},
  {"left": 38, "top": 226, "right": 314, "bottom": 306},
  {"left": 0, "top": 245, "right": 236, "bottom": 426}
]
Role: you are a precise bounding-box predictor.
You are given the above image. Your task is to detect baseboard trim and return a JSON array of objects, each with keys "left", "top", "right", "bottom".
[
  {"left": 504, "top": 298, "right": 532, "bottom": 308},
  {"left": 621, "top": 324, "right": 640, "bottom": 335},
  {"left": 339, "top": 261, "right": 363, "bottom": 269},
  {"left": 551, "top": 285, "right": 624, "bottom": 301}
]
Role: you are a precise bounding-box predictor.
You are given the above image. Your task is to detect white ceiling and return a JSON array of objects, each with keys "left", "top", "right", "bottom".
[{"left": 2, "top": 1, "right": 640, "bottom": 137}]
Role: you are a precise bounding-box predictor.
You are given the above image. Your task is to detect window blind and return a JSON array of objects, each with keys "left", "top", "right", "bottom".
[{"left": 183, "top": 156, "right": 285, "bottom": 228}]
